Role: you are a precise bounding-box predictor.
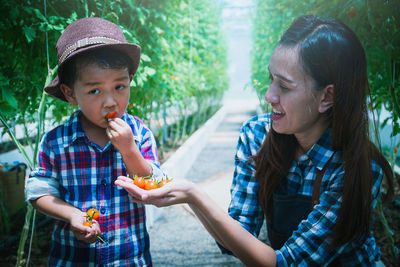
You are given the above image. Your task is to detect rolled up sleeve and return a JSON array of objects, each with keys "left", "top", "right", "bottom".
[{"left": 25, "top": 176, "right": 60, "bottom": 201}]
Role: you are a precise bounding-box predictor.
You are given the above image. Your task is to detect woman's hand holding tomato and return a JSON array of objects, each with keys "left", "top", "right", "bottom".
[
  {"left": 132, "top": 175, "right": 171, "bottom": 191},
  {"left": 115, "top": 176, "right": 195, "bottom": 207}
]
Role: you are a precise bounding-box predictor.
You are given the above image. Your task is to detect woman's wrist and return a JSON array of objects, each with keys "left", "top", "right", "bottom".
[{"left": 187, "top": 183, "right": 208, "bottom": 205}]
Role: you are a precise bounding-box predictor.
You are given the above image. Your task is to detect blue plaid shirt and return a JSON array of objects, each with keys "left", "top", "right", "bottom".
[
  {"left": 27, "top": 110, "right": 160, "bottom": 266},
  {"left": 229, "top": 114, "right": 383, "bottom": 266}
]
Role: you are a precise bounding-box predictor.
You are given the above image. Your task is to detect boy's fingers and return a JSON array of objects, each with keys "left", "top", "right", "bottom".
[
  {"left": 106, "top": 128, "right": 118, "bottom": 138},
  {"left": 108, "top": 118, "right": 126, "bottom": 130},
  {"left": 74, "top": 223, "right": 90, "bottom": 233},
  {"left": 112, "top": 117, "right": 125, "bottom": 125}
]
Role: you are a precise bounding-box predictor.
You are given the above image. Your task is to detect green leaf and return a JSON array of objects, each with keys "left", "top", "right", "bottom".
[
  {"left": 0, "top": 101, "right": 16, "bottom": 117},
  {"left": 23, "top": 26, "right": 36, "bottom": 43},
  {"left": 1, "top": 87, "right": 18, "bottom": 109},
  {"left": 32, "top": 8, "right": 47, "bottom": 22},
  {"left": 144, "top": 66, "right": 156, "bottom": 76},
  {"left": 141, "top": 54, "right": 151, "bottom": 62}
]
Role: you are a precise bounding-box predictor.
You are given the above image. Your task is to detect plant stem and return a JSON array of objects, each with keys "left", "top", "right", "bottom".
[
  {"left": 377, "top": 200, "right": 399, "bottom": 260},
  {"left": 15, "top": 205, "right": 34, "bottom": 267},
  {"left": 97, "top": 235, "right": 108, "bottom": 245},
  {"left": 0, "top": 116, "right": 33, "bottom": 170}
]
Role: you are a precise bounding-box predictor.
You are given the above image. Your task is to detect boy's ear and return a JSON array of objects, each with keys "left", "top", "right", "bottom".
[
  {"left": 60, "top": 84, "right": 78, "bottom": 105},
  {"left": 318, "top": 84, "right": 334, "bottom": 113},
  {"left": 129, "top": 74, "right": 133, "bottom": 83}
]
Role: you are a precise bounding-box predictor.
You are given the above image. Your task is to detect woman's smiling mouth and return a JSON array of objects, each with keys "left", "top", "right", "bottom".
[{"left": 271, "top": 108, "right": 285, "bottom": 120}]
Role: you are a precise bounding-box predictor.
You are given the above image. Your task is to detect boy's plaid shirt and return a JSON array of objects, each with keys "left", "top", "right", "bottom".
[
  {"left": 28, "top": 110, "right": 159, "bottom": 266},
  {"left": 229, "top": 114, "right": 384, "bottom": 266}
]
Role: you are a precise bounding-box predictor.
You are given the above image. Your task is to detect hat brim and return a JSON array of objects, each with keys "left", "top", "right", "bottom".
[{"left": 45, "top": 43, "right": 141, "bottom": 102}]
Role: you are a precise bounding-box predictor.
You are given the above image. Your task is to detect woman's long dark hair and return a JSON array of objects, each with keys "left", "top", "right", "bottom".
[{"left": 254, "top": 15, "right": 394, "bottom": 245}]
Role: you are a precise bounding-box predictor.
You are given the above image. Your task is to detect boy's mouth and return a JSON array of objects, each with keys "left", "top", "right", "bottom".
[{"left": 105, "top": 111, "right": 117, "bottom": 120}]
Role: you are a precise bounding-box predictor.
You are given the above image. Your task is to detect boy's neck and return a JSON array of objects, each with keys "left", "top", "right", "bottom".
[{"left": 79, "top": 113, "right": 109, "bottom": 148}]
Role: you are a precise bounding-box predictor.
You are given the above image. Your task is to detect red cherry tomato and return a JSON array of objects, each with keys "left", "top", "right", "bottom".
[
  {"left": 83, "top": 220, "right": 92, "bottom": 227},
  {"left": 159, "top": 179, "right": 171, "bottom": 187},
  {"left": 133, "top": 176, "right": 146, "bottom": 189},
  {"left": 105, "top": 111, "right": 117, "bottom": 119},
  {"left": 87, "top": 208, "right": 100, "bottom": 221},
  {"left": 145, "top": 180, "right": 159, "bottom": 190}
]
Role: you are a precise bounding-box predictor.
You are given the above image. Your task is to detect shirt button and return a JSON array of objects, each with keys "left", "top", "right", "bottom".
[
  {"left": 101, "top": 179, "right": 107, "bottom": 186},
  {"left": 100, "top": 207, "right": 106, "bottom": 214}
]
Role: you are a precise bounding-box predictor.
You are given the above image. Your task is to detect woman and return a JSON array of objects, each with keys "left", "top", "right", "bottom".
[{"left": 115, "top": 15, "right": 394, "bottom": 266}]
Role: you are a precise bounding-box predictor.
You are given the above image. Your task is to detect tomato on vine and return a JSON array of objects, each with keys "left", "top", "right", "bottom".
[
  {"left": 83, "top": 221, "right": 91, "bottom": 227},
  {"left": 82, "top": 208, "right": 107, "bottom": 245},
  {"left": 87, "top": 208, "right": 100, "bottom": 221}
]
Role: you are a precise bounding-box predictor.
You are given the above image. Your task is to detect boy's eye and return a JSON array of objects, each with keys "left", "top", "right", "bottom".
[
  {"left": 115, "top": 85, "right": 126, "bottom": 91},
  {"left": 89, "top": 89, "right": 100, "bottom": 95}
]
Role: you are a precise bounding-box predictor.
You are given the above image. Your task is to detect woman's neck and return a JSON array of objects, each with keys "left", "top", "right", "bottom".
[{"left": 295, "top": 120, "right": 330, "bottom": 156}]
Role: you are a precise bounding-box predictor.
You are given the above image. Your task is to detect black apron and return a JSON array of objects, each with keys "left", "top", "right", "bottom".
[{"left": 267, "top": 156, "right": 340, "bottom": 265}]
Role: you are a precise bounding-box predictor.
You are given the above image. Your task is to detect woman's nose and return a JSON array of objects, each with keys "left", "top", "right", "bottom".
[{"left": 265, "top": 85, "right": 279, "bottom": 104}]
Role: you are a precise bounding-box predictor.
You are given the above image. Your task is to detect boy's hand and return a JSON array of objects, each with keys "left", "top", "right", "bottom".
[
  {"left": 106, "top": 118, "right": 138, "bottom": 154},
  {"left": 70, "top": 210, "right": 101, "bottom": 244}
]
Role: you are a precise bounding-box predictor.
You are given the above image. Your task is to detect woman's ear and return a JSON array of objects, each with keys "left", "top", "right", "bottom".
[
  {"left": 60, "top": 84, "right": 78, "bottom": 105},
  {"left": 319, "top": 84, "right": 334, "bottom": 113}
]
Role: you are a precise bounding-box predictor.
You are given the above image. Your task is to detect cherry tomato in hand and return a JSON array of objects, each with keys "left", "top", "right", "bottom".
[
  {"left": 144, "top": 180, "right": 159, "bottom": 190},
  {"left": 159, "top": 179, "right": 171, "bottom": 187},
  {"left": 87, "top": 208, "right": 100, "bottom": 221},
  {"left": 133, "top": 176, "right": 146, "bottom": 189}
]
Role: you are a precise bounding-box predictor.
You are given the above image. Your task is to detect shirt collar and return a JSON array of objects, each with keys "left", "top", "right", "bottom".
[
  {"left": 63, "top": 110, "right": 85, "bottom": 148},
  {"left": 306, "top": 127, "right": 336, "bottom": 171}
]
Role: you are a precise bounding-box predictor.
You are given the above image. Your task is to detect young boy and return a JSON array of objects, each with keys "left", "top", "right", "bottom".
[{"left": 25, "top": 17, "right": 162, "bottom": 266}]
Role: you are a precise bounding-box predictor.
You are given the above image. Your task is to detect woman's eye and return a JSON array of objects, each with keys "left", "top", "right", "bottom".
[
  {"left": 279, "top": 84, "right": 289, "bottom": 91},
  {"left": 89, "top": 89, "right": 100, "bottom": 95}
]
